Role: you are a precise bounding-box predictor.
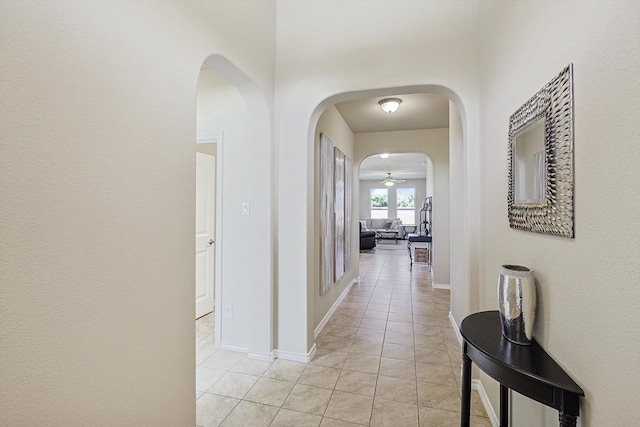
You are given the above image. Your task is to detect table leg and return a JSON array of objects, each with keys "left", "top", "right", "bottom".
[
  {"left": 500, "top": 385, "right": 508, "bottom": 427},
  {"left": 461, "top": 344, "right": 472, "bottom": 427},
  {"left": 559, "top": 412, "right": 577, "bottom": 427}
]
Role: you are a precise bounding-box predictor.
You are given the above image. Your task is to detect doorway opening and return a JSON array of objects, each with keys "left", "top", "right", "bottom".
[
  {"left": 195, "top": 67, "right": 229, "bottom": 368},
  {"left": 359, "top": 152, "right": 433, "bottom": 230},
  {"left": 194, "top": 55, "right": 274, "bottom": 411},
  {"left": 310, "top": 88, "right": 466, "bottom": 346}
]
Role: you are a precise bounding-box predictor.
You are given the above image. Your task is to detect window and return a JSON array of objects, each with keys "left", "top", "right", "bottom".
[
  {"left": 396, "top": 188, "right": 416, "bottom": 225},
  {"left": 370, "top": 188, "right": 388, "bottom": 219}
]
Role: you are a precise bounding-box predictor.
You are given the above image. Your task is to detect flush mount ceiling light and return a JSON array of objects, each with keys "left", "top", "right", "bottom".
[
  {"left": 379, "top": 98, "right": 402, "bottom": 114},
  {"left": 381, "top": 173, "right": 406, "bottom": 187},
  {"left": 380, "top": 153, "right": 390, "bottom": 159}
]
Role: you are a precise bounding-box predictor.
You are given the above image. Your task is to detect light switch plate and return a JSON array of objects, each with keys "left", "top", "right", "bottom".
[{"left": 241, "top": 202, "right": 250, "bottom": 216}]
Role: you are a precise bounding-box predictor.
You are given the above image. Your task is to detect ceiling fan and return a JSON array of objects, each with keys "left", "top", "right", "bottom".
[{"left": 381, "top": 173, "right": 405, "bottom": 187}]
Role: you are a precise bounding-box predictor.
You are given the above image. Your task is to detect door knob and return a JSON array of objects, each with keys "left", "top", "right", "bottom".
[{"left": 207, "top": 239, "right": 215, "bottom": 246}]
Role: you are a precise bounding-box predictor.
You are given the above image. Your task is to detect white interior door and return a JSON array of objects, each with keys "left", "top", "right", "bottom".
[{"left": 195, "top": 152, "right": 215, "bottom": 319}]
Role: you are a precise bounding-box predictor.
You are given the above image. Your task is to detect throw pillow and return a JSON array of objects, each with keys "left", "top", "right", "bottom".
[
  {"left": 359, "top": 220, "right": 368, "bottom": 231},
  {"left": 383, "top": 221, "right": 392, "bottom": 229}
]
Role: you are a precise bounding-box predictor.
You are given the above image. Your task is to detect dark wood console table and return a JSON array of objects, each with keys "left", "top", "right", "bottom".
[{"left": 460, "top": 311, "right": 584, "bottom": 427}]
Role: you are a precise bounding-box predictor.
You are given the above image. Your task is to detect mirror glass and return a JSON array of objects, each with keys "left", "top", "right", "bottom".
[
  {"left": 507, "top": 64, "right": 573, "bottom": 237},
  {"left": 514, "top": 117, "right": 545, "bottom": 204}
]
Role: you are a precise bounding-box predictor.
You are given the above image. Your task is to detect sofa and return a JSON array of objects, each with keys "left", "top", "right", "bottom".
[
  {"left": 359, "top": 218, "right": 406, "bottom": 240},
  {"left": 359, "top": 222, "right": 376, "bottom": 250}
]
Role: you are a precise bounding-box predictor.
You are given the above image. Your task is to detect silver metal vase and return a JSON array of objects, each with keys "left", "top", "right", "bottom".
[{"left": 497, "top": 265, "right": 537, "bottom": 345}]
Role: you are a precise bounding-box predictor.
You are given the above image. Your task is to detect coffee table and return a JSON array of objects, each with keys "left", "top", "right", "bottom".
[{"left": 375, "top": 228, "right": 400, "bottom": 244}]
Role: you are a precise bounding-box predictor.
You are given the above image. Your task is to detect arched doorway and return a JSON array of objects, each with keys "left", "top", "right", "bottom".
[
  {"left": 308, "top": 87, "right": 469, "bottom": 353},
  {"left": 359, "top": 152, "right": 432, "bottom": 231},
  {"left": 195, "top": 55, "right": 274, "bottom": 374}
]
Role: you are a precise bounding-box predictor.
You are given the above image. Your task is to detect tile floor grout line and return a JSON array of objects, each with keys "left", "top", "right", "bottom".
[{"left": 196, "top": 249, "right": 489, "bottom": 426}]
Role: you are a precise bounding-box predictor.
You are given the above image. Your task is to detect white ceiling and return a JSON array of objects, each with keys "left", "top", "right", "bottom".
[
  {"left": 359, "top": 153, "right": 428, "bottom": 181},
  {"left": 334, "top": 93, "right": 448, "bottom": 180}
]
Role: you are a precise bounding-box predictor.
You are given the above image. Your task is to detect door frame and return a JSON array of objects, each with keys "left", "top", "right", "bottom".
[{"left": 197, "top": 131, "right": 223, "bottom": 349}]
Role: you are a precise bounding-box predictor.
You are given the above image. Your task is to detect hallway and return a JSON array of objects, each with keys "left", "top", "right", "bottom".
[{"left": 195, "top": 247, "right": 490, "bottom": 426}]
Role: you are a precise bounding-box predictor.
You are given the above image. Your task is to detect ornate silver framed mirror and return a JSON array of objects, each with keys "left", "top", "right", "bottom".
[{"left": 508, "top": 64, "right": 574, "bottom": 237}]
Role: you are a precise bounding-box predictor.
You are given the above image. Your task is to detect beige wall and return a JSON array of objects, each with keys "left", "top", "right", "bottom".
[
  {"left": 313, "top": 106, "right": 357, "bottom": 330},
  {"left": 197, "top": 68, "right": 247, "bottom": 138},
  {"left": 0, "top": 1, "right": 276, "bottom": 425},
  {"left": 477, "top": 1, "right": 640, "bottom": 425},
  {"left": 449, "top": 101, "right": 475, "bottom": 322}
]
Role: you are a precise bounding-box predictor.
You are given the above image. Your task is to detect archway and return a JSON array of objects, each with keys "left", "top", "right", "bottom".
[
  {"left": 355, "top": 147, "right": 447, "bottom": 288},
  {"left": 359, "top": 152, "right": 433, "bottom": 233},
  {"left": 195, "top": 55, "right": 274, "bottom": 365},
  {"left": 307, "top": 86, "right": 473, "bottom": 353}
]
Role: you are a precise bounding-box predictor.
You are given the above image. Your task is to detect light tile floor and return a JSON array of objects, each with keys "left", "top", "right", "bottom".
[{"left": 196, "top": 245, "right": 491, "bottom": 426}]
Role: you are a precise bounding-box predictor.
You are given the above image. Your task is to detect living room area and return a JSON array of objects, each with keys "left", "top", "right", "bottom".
[
  {"left": 358, "top": 153, "right": 431, "bottom": 251},
  {"left": 357, "top": 142, "right": 441, "bottom": 278}
]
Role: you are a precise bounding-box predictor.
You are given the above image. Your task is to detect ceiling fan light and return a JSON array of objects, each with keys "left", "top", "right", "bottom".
[
  {"left": 380, "top": 172, "right": 405, "bottom": 186},
  {"left": 379, "top": 98, "right": 402, "bottom": 114}
]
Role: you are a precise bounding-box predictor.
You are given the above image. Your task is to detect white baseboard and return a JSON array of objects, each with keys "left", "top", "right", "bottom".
[
  {"left": 275, "top": 343, "right": 317, "bottom": 363},
  {"left": 220, "top": 344, "right": 315, "bottom": 363},
  {"left": 450, "top": 312, "right": 497, "bottom": 426},
  {"left": 218, "top": 344, "right": 274, "bottom": 362},
  {"left": 448, "top": 311, "right": 463, "bottom": 346},
  {"left": 433, "top": 283, "right": 451, "bottom": 290},
  {"left": 472, "top": 379, "right": 499, "bottom": 427},
  {"left": 314, "top": 276, "right": 359, "bottom": 339},
  {"left": 247, "top": 351, "right": 275, "bottom": 362},
  {"left": 218, "top": 343, "right": 248, "bottom": 353}
]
